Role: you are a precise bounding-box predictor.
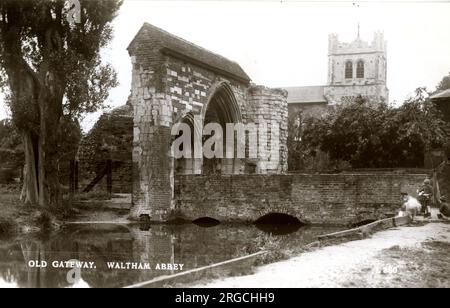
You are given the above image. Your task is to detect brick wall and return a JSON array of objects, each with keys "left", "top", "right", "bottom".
[{"left": 175, "top": 173, "right": 427, "bottom": 225}]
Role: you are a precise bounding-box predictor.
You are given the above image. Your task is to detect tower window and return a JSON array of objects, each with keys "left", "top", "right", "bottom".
[
  {"left": 356, "top": 60, "right": 364, "bottom": 78},
  {"left": 345, "top": 61, "right": 353, "bottom": 79}
]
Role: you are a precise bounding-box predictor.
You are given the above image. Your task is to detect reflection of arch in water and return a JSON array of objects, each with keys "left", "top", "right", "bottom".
[
  {"left": 254, "top": 213, "right": 304, "bottom": 236},
  {"left": 192, "top": 217, "right": 221, "bottom": 228}
]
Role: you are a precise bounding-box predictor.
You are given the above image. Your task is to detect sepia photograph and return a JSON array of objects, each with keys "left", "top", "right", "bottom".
[{"left": 0, "top": 0, "right": 449, "bottom": 292}]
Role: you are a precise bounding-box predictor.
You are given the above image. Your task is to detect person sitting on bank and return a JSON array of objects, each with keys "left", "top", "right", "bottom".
[
  {"left": 399, "top": 192, "right": 420, "bottom": 221},
  {"left": 417, "top": 178, "right": 433, "bottom": 218},
  {"left": 438, "top": 196, "right": 450, "bottom": 220}
]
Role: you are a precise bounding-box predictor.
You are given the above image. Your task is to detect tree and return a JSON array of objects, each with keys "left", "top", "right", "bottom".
[
  {"left": 436, "top": 72, "right": 450, "bottom": 92},
  {"left": 0, "top": 119, "right": 22, "bottom": 184},
  {"left": 0, "top": 118, "right": 20, "bottom": 149},
  {"left": 312, "top": 99, "right": 391, "bottom": 168},
  {"left": 0, "top": 0, "right": 122, "bottom": 207}
]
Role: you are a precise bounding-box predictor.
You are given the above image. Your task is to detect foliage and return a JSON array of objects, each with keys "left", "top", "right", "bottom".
[
  {"left": 0, "top": 168, "right": 16, "bottom": 184},
  {"left": 57, "top": 116, "right": 82, "bottom": 162},
  {"left": 436, "top": 72, "right": 450, "bottom": 92},
  {"left": 0, "top": 0, "right": 122, "bottom": 207},
  {"left": 0, "top": 0, "right": 121, "bottom": 129},
  {"left": 289, "top": 90, "right": 450, "bottom": 170},
  {"left": 252, "top": 234, "right": 289, "bottom": 266},
  {"left": 0, "top": 216, "right": 16, "bottom": 237},
  {"left": 0, "top": 119, "right": 23, "bottom": 183},
  {"left": 0, "top": 119, "right": 21, "bottom": 151}
]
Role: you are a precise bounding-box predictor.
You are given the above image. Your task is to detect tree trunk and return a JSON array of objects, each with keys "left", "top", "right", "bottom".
[
  {"left": 37, "top": 92, "right": 63, "bottom": 208},
  {"left": 1, "top": 21, "right": 63, "bottom": 208},
  {"left": 20, "top": 131, "right": 39, "bottom": 205},
  {"left": 20, "top": 122, "right": 61, "bottom": 208},
  {"left": 38, "top": 137, "right": 62, "bottom": 208}
]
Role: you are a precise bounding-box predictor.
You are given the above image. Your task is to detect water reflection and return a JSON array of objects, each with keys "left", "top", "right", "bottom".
[
  {"left": 255, "top": 213, "right": 304, "bottom": 236},
  {"left": 255, "top": 223, "right": 303, "bottom": 236},
  {"left": 0, "top": 223, "right": 341, "bottom": 288},
  {"left": 192, "top": 217, "right": 221, "bottom": 228}
]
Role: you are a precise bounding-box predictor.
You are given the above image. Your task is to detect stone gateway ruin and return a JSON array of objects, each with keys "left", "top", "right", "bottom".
[
  {"left": 123, "top": 23, "right": 425, "bottom": 224},
  {"left": 127, "top": 23, "right": 289, "bottom": 221}
]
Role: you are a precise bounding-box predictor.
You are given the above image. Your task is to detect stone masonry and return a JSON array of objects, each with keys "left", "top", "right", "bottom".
[
  {"left": 325, "top": 31, "right": 389, "bottom": 105},
  {"left": 175, "top": 173, "right": 427, "bottom": 225},
  {"left": 286, "top": 31, "right": 389, "bottom": 122},
  {"left": 128, "top": 23, "right": 288, "bottom": 221},
  {"left": 126, "top": 23, "right": 424, "bottom": 224},
  {"left": 77, "top": 104, "right": 133, "bottom": 194}
]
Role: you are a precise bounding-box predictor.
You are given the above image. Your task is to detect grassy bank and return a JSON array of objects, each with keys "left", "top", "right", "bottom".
[
  {"left": 370, "top": 240, "right": 450, "bottom": 288},
  {"left": 191, "top": 223, "right": 450, "bottom": 288},
  {"left": 0, "top": 185, "right": 64, "bottom": 238}
]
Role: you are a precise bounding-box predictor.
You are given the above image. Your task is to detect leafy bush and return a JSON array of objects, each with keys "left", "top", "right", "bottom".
[
  {"left": 252, "top": 234, "right": 289, "bottom": 266},
  {"left": 0, "top": 217, "right": 17, "bottom": 237},
  {"left": 289, "top": 89, "right": 450, "bottom": 170},
  {"left": 0, "top": 168, "right": 18, "bottom": 184}
]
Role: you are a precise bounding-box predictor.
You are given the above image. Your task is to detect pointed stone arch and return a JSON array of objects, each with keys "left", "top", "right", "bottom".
[
  {"left": 201, "top": 82, "right": 244, "bottom": 175},
  {"left": 201, "top": 81, "right": 243, "bottom": 125}
]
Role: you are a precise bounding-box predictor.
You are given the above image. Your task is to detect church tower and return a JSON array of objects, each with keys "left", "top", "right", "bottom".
[{"left": 324, "top": 30, "right": 389, "bottom": 105}]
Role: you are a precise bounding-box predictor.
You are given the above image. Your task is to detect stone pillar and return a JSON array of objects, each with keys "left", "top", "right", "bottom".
[
  {"left": 247, "top": 86, "right": 288, "bottom": 174},
  {"left": 130, "top": 60, "right": 174, "bottom": 222}
]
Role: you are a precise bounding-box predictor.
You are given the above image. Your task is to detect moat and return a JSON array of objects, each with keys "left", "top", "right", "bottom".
[{"left": 0, "top": 222, "right": 342, "bottom": 288}]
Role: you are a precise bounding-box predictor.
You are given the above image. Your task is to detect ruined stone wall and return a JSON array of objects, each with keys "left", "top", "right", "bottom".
[
  {"left": 129, "top": 42, "right": 250, "bottom": 220},
  {"left": 175, "top": 173, "right": 427, "bottom": 225},
  {"left": 246, "top": 86, "right": 288, "bottom": 174},
  {"left": 128, "top": 23, "right": 289, "bottom": 220},
  {"left": 78, "top": 105, "right": 133, "bottom": 194},
  {"left": 130, "top": 63, "right": 173, "bottom": 221}
]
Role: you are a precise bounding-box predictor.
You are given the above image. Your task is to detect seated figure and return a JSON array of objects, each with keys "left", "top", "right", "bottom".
[{"left": 438, "top": 196, "right": 450, "bottom": 220}]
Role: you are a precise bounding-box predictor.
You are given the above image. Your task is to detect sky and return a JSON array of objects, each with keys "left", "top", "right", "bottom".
[{"left": 1, "top": 0, "right": 450, "bottom": 131}]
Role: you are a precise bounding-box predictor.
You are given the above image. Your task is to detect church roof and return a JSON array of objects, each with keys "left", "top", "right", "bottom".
[
  {"left": 282, "top": 86, "right": 327, "bottom": 104},
  {"left": 128, "top": 23, "right": 251, "bottom": 84},
  {"left": 430, "top": 89, "right": 450, "bottom": 100}
]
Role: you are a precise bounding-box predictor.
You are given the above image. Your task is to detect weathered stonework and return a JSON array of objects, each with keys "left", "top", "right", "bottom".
[
  {"left": 247, "top": 86, "right": 288, "bottom": 174},
  {"left": 286, "top": 32, "right": 389, "bottom": 122},
  {"left": 175, "top": 173, "right": 427, "bottom": 225},
  {"left": 128, "top": 23, "right": 289, "bottom": 221},
  {"left": 77, "top": 104, "right": 133, "bottom": 194},
  {"left": 326, "top": 32, "right": 389, "bottom": 105}
]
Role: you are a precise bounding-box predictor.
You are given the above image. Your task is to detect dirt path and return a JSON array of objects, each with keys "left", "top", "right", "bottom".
[
  {"left": 193, "top": 222, "right": 450, "bottom": 288},
  {"left": 68, "top": 194, "right": 132, "bottom": 224}
]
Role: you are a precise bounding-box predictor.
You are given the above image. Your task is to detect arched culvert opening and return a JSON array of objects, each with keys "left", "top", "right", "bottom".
[
  {"left": 254, "top": 213, "right": 304, "bottom": 235},
  {"left": 192, "top": 217, "right": 221, "bottom": 228}
]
